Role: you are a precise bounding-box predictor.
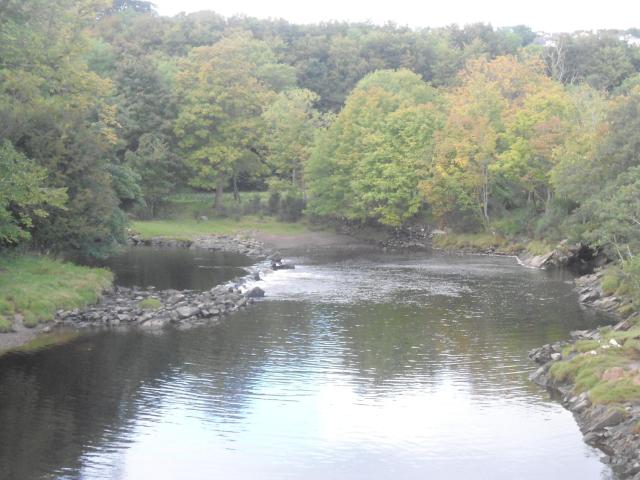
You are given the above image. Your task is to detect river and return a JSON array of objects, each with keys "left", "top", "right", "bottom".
[{"left": 0, "top": 247, "right": 615, "bottom": 479}]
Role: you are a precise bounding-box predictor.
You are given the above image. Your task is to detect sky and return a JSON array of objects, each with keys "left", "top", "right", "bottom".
[{"left": 152, "top": 0, "right": 640, "bottom": 33}]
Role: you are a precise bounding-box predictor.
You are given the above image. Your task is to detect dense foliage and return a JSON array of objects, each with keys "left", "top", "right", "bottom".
[{"left": 2, "top": 0, "right": 640, "bottom": 261}]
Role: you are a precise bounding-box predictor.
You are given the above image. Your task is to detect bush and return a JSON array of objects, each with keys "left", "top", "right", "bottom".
[
  {"left": 268, "top": 191, "right": 281, "bottom": 215},
  {"left": 243, "top": 193, "right": 263, "bottom": 215},
  {"left": 602, "top": 271, "right": 621, "bottom": 295},
  {"left": 278, "top": 191, "right": 305, "bottom": 222}
]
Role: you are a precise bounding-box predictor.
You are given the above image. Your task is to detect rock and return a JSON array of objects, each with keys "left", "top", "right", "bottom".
[
  {"left": 593, "top": 296, "right": 621, "bottom": 311},
  {"left": 176, "top": 306, "right": 199, "bottom": 319},
  {"left": 245, "top": 287, "right": 264, "bottom": 298},
  {"left": 253, "top": 272, "right": 261, "bottom": 281},
  {"left": 579, "top": 290, "right": 600, "bottom": 303},
  {"left": 551, "top": 352, "right": 562, "bottom": 361},
  {"left": 525, "top": 251, "right": 556, "bottom": 269},
  {"left": 584, "top": 432, "right": 602, "bottom": 444},
  {"left": 602, "top": 367, "right": 626, "bottom": 382},
  {"left": 613, "top": 319, "right": 633, "bottom": 331},
  {"left": 529, "top": 365, "right": 549, "bottom": 386},
  {"left": 573, "top": 399, "right": 591, "bottom": 413},
  {"left": 273, "top": 263, "right": 295, "bottom": 270},
  {"left": 585, "top": 408, "right": 626, "bottom": 433},
  {"left": 268, "top": 252, "right": 283, "bottom": 263},
  {"left": 528, "top": 344, "right": 559, "bottom": 364}
]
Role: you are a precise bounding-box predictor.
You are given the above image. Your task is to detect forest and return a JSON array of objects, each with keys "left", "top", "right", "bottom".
[{"left": 2, "top": 0, "right": 640, "bottom": 274}]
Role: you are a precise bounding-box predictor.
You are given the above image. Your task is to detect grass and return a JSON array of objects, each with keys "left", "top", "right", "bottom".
[
  {"left": 0, "top": 315, "right": 10, "bottom": 333},
  {"left": 551, "top": 323, "right": 640, "bottom": 404},
  {"left": 138, "top": 298, "right": 162, "bottom": 310},
  {"left": 0, "top": 255, "right": 113, "bottom": 329},
  {"left": 525, "top": 240, "right": 554, "bottom": 256},
  {"left": 131, "top": 215, "right": 312, "bottom": 240},
  {"left": 602, "top": 271, "right": 622, "bottom": 295}
]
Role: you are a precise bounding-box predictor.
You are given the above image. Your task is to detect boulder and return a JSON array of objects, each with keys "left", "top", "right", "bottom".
[
  {"left": 176, "top": 306, "right": 199, "bottom": 319},
  {"left": 602, "top": 367, "right": 626, "bottom": 382},
  {"left": 585, "top": 408, "right": 627, "bottom": 432},
  {"left": 246, "top": 287, "right": 265, "bottom": 298}
]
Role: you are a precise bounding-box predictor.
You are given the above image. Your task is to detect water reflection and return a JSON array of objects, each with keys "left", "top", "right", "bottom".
[
  {"left": 0, "top": 252, "right": 614, "bottom": 479},
  {"left": 88, "top": 246, "right": 254, "bottom": 290}
]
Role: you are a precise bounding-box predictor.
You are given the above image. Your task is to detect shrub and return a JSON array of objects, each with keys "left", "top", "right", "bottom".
[
  {"left": 602, "top": 272, "right": 621, "bottom": 295},
  {"left": 268, "top": 191, "right": 281, "bottom": 215},
  {"left": 278, "top": 191, "right": 305, "bottom": 222},
  {"left": 243, "top": 193, "right": 263, "bottom": 215}
]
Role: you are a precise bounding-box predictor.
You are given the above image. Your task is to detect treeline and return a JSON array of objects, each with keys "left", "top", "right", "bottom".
[{"left": 1, "top": 0, "right": 640, "bottom": 260}]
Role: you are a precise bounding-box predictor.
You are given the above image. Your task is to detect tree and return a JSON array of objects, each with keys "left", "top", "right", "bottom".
[
  {"left": 423, "top": 56, "right": 572, "bottom": 229},
  {"left": 174, "top": 33, "right": 280, "bottom": 213},
  {"left": 262, "top": 89, "right": 324, "bottom": 190},
  {"left": 0, "top": 0, "right": 126, "bottom": 256},
  {"left": 125, "top": 133, "right": 175, "bottom": 217},
  {"left": 0, "top": 142, "right": 66, "bottom": 246},
  {"left": 307, "top": 69, "right": 442, "bottom": 226}
]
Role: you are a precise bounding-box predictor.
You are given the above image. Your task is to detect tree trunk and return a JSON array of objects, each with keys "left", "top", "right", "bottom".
[
  {"left": 482, "top": 164, "right": 489, "bottom": 224},
  {"left": 214, "top": 174, "right": 225, "bottom": 214},
  {"left": 233, "top": 174, "right": 240, "bottom": 203},
  {"left": 545, "top": 187, "right": 553, "bottom": 213}
]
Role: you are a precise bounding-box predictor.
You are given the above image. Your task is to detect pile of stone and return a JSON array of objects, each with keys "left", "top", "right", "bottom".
[{"left": 55, "top": 281, "right": 266, "bottom": 331}]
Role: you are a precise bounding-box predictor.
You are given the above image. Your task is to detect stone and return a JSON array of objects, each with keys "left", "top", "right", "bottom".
[
  {"left": 602, "top": 367, "right": 626, "bottom": 382},
  {"left": 573, "top": 399, "right": 591, "bottom": 413},
  {"left": 584, "top": 432, "right": 601, "bottom": 444},
  {"left": 579, "top": 290, "right": 600, "bottom": 303},
  {"left": 273, "top": 263, "right": 295, "bottom": 270},
  {"left": 246, "top": 286, "right": 265, "bottom": 298},
  {"left": 613, "top": 319, "right": 633, "bottom": 331},
  {"left": 586, "top": 408, "right": 626, "bottom": 432},
  {"left": 176, "top": 306, "right": 199, "bottom": 319},
  {"left": 551, "top": 352, "right": 562, "bottom": 361}
]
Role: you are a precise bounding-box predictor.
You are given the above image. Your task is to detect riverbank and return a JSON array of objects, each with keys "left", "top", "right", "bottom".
[
  {"left": 0, "top": 256, "right": 113, "bottom": 352},
  {"left": 529, "top": 314, "right": 640, "bottom": 479},
  {"left": 526, "top": 262, "right": 640, "bottom": 478}
]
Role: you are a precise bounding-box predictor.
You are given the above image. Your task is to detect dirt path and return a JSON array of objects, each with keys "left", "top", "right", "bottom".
[{"left": 251, "top": 230, "right": 362, "bottom": 252}]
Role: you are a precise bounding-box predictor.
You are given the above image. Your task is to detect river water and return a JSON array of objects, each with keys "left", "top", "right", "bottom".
[{"left": 0, "top": 248, "right": 614, "bottom": 479}]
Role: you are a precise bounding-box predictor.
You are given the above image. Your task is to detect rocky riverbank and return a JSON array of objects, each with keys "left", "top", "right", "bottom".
[
  {"left": 0, "top": 234, "right": 287, "bottom": 355},
  {"left": 529, "top": 323, "right": 640, "bottom": 479},
  {"left": 53, "top": 234, "right": 286, "bottom": 332},
  {"left": 129, "top": 232, "right": 267, "bottom": 257},
  {"left": 55, "top": 279, "right": 267, "bottom": 331}
]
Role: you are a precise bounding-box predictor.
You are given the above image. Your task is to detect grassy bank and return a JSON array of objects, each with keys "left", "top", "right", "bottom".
[
  {"left": 549, "top": 319, "right": 640, "bottom": 405},
  {"left": 0, "top": 256, "right": 113, "bottom": 331},
  {"left": 131, "top": 216, "right": 312, "bottom": 240},
  {"left": 431, "top": 232, "right": 557, "bottom": 257}
]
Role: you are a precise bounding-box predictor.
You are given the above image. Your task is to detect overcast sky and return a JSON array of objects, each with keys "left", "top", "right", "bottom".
[{"left": 152, "top": 0, "right": 640, "bottom": 33}]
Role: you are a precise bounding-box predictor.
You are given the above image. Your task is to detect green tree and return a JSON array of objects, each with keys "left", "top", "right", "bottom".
[
  {"left": 125, "top": 133, "right": 175, "bottom": 217},
  {"left": 0, "top": 142, "right": 66, "bottom": 246},
  {"left": 174, "top": 33, "right": 280, "bottom": 213},
  {"left": 262, "top": 89, "right": 324, "bottom": 190},
  {"left": 0, "top": 0, "right": 126, "bottom": 256},
  {"left": 307, "top": 69, "right": 442, "bottom": 226}
]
